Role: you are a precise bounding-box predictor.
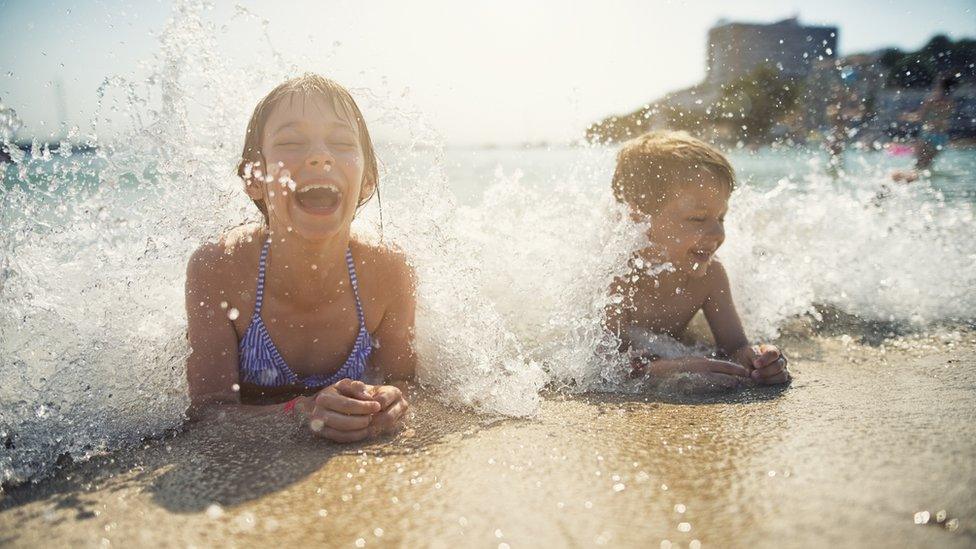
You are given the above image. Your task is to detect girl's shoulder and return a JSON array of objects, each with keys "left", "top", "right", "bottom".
[
  {"left": 186, "top": 224, "right": 266, "bottom": 289},
  {"left": 349, "top": 238, "right": 416, "bottom": 295}
]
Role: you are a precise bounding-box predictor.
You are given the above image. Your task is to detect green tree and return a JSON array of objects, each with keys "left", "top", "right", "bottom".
[{"left": 717, "top": 65, "right": 799, "bottom": 142}]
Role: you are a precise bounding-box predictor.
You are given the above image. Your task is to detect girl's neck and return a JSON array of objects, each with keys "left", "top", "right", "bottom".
[{"left": 262, "top": 225, "right": 353, "bottom": 307}]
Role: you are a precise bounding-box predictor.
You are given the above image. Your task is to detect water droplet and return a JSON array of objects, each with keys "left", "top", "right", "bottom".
[
  {"left": 318, "top": 509, "right": 328, "bottom": 517},
  {"left": 914, "top": 511, "right": 930, "bottom": 524},
  {"left": 660, "top": 541, "right": 672, "bottom": 549},
  {"left": 310, "top": 419, "right": 325, "bottom": 432},
  {"left": 219, "top": 301, "right": 228, "bottom": 309},
  {"left": 690, "top": 541, "right": 702, "bottom": 549},
  {"left": 311, "top": 264, "right": 318, "bottom": 270},
  {"left": 373, "top": 528, "right": 384, "bottom": 537},
  {"left": 205, "top": 504, "right": 224, "bottom": 519},
  {"left": 675, "top": 504, "right": 686, "bottom": 513},
  {"left": 231, "top": 384, "right": 240, "bottom": 392},
  {"left": 494, "top": 529, "right": 504, "bottom": 538},
  {"left": 946, "top": 518, "right": 959, "bottom": 531},
  {"left": 227, "top": 308, "right": 240, "bottom": 321},
  {"left": 612, "top": 483, "right": 625, "bottom": 492},
  {"left": 936, "top": 509, "right": 947, "bottom": 523},
  {"left": 678, "top": 522, "right": 691, "bottom": 532},
  {"left": 355, "top": 538, "right": 365, "bottom": 547}
]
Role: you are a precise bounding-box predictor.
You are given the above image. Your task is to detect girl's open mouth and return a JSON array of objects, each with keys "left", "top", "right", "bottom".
[{"left": 295, "top": 183, "right": 342, "bottom": 215}]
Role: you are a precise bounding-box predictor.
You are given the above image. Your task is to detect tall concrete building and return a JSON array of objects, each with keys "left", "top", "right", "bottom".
[{"left": 706, "top": 17, "right": 837, "bottom": 83}]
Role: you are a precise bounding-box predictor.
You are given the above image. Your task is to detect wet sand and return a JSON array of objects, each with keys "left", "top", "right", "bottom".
[{"left": 2, "top": 331, "right": 974, "bottom": 548}]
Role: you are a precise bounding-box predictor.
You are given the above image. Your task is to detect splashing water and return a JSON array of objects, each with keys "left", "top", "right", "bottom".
[{"left": 3, "top": 3, "right": 976, "bottom": 486}]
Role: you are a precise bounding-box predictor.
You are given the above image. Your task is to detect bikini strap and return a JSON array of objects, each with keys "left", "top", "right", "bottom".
[
  {"left": 345, "top": 248, "right": 366, "bottom": 326},
  {"left": 253, "top": 238, "right": 271, "bottom": 315}
]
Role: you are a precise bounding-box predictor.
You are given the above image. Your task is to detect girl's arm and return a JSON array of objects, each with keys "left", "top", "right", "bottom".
[
  {"left": 701, "top": 261, "right": 750, "bottom": 359},
  {"left": 184, "top": 244, "right": 244, "bottom": 418},
  {"left": 370, "top": 252, "right": 417, "bottom": 382}
]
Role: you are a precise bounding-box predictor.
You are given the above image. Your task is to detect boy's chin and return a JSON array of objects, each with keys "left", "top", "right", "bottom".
[{"left": 684, "top": 261, "right": 712, "bottom": 278}]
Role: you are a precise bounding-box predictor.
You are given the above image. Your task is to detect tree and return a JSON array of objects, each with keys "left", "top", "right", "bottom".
[{"left": 716, "top": 65, "right": 800, "bottom": 142}]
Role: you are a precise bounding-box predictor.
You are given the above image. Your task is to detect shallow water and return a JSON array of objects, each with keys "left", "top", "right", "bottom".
[{"left": 1, "top": 331, "right": 973, "bottom": 548}]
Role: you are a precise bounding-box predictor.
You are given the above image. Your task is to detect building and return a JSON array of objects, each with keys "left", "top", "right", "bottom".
[{"left": 706, "top": 17, "right": 837, "bottom": 84}]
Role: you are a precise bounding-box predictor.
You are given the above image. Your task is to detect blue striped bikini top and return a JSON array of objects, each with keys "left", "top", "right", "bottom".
[{"left": 238, "top": 238, "right": 373, "bottom": 388}]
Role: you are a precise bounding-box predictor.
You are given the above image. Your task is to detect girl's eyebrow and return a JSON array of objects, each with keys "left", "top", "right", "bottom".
[{"left": 271, "top": 119, "right": 356, "bottom": 134}]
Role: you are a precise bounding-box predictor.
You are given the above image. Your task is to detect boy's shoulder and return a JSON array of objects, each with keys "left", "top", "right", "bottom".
[{"left": 702, "top": 259, "right": 732, "bottom": 296}]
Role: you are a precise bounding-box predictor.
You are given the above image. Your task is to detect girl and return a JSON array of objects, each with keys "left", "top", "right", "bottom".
[{"left": 185, "top": 74, "right": 416, "bottom": 443}]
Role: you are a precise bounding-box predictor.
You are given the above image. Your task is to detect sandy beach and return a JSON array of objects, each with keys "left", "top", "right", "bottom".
[{"left": 2, "top": 329, "right": 973, "bottom": 548}]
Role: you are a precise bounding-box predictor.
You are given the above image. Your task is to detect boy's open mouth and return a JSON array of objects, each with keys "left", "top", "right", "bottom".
[
  {"left": 295, "top": 183, "right": 342, "bottom": 214},
  {"left": 690, "top": 249, "right": 713, "bottom": 265}
]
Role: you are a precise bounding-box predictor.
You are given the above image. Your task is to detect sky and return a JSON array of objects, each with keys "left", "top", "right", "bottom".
[{"left": 1, "top": 0, "right": 974, "bottom": 145}]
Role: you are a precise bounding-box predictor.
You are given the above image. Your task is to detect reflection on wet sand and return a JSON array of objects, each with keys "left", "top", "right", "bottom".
[{"left": 1, "top": 332, "right": 974, "bottom": 548}]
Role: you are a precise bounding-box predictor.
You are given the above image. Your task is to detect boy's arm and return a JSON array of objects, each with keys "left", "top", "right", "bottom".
[
  {"left": 701, "top": 261, "right": 750, "bottom": 360},
  {"left": 603, "top": 277, "right": 633, "bottom": 352},
  {"left": 703, "top": 261, "right": 790, "bottom": 384}
]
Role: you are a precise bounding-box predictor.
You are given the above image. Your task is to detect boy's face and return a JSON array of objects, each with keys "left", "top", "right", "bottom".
[
  {"left": 250, "top": 93, "right": 368, "bottom": 240},
  {"left": 636, "top": 173, "right": 729, "bottom": 278}
]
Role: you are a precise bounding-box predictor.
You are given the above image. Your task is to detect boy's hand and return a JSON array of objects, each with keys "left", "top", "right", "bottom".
[
  {"left": 647, "top": 357, "right": 752, "bottom": 390},
  {"left": 736, "top": 344, "right": 790, "bottom": 385}
]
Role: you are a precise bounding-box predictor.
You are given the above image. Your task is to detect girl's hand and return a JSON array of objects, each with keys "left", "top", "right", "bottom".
[
  {"left": 366, "top": 385, "right": 410, "bottom": 436},
  {"left": 301, "top": 379, "right": 382, "bottom": 443}
]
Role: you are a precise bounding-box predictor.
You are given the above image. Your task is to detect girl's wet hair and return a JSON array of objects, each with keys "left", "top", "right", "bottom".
[{"left": 237, "top": 73, "right": 380, "bottom": 221}]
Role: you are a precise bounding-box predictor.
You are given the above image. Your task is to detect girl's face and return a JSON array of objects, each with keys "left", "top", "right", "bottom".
[
  {"left": 640, "top": 174, "right": 729, "bottom": 279},
  {"left": 249, "top": 93, "right": 369, "bottom": 240}
]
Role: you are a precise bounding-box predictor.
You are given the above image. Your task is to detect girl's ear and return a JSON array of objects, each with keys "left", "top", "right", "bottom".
[
  {"left": 242, "top": 156, "right": 267, "bottom": 200},
  {"left": 359, "top": 173, "right": 377, "bottom": 204}
]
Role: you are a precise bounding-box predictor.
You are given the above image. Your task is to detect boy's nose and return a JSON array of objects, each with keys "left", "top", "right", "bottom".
[{"left": 705, "top": 220, "right": 725, "bottom": 240}]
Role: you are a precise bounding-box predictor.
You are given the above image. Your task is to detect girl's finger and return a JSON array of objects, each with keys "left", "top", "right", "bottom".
[
  {"left": 335, "top": 379, "right": 376, "bottom": 400},
  {"left": 372, "top": 386, "right": 402, "bottom": 409},
  {"left": 316, "top": 390, "right": 381, "bottom": 415},
  {"left": 309, "top": 409, "right": 372, "bottom": 432},
  {"left": 314, "top": 425, "right": 371, "bottom": 443}
]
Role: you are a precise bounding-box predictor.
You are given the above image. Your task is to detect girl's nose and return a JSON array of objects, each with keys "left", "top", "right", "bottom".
[{"left": 306, "top": 146, "right": 335, "bottom": 169}]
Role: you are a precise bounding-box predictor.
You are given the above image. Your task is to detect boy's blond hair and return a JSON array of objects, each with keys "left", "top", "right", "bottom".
[{"left": 611, "top": 130, "right": 735, "bottom": 212}]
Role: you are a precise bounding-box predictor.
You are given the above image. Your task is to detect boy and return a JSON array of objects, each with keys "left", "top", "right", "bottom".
[{"left": 605, "top": 131, "right": 789, "bottom": 386}]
